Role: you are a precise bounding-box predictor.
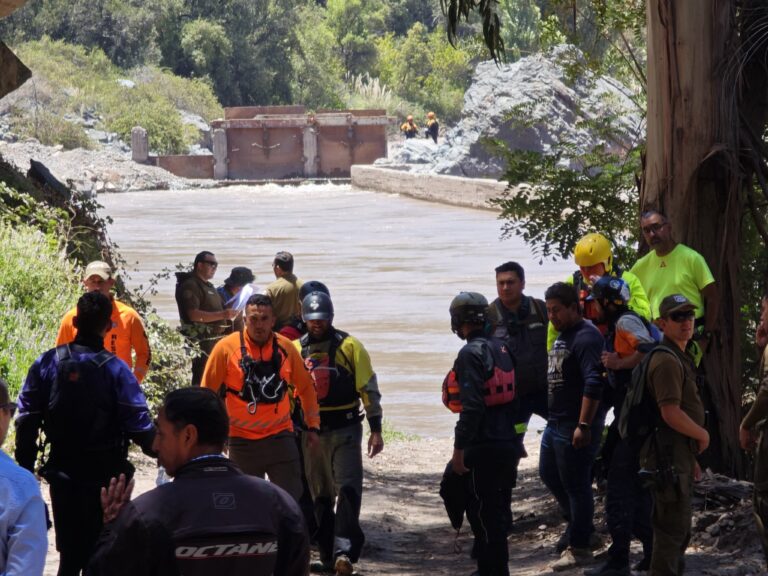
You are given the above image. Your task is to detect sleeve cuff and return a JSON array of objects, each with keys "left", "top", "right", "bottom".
[{"left": 367, "top": 415, "right": 382, "bottom": 434}]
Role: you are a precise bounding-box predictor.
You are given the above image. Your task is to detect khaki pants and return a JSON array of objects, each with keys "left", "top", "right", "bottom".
[{"left": 229, "top": 431, "right": 302, "bottom": 501}]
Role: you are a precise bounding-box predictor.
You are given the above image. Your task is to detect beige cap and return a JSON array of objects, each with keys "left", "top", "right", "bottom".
[{"left": 84, "top": 261, "right": 114, "bottom": 281}]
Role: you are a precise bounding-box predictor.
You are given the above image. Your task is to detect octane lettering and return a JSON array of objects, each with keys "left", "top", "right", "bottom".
[{"left": 175, "top": 541, "right": 278, "bottom": 558}]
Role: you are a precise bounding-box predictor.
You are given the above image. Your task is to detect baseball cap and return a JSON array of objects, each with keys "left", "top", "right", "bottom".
[
  {"left": 659, "top": 294, "right": 696, "bottom": 317},
  {"left": 224, "top": 266, "right": 255, "bottom": 287},
  {"left": 273, "top": 251, "right": 293, "bottom": 267},
  {"left": 84, "top": 261, "right": 114, "bottom": 281}
]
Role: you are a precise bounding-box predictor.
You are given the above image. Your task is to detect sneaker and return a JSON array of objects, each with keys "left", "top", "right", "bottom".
[
  {"left": 310, "top": 560, "right": 333, "bottom": 574},
  {"left": 334, "top": 554, "right": 354, "bottom": 576},
  {"left": 551, "top": 547, "right": 594, "bottom": 572}
]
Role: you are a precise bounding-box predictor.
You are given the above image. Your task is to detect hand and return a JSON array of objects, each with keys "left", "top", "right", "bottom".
[
  {"left": 601, "top": 351, "right": 620, "bottom": 370},
  {"left": 223, "top": 309, "right": 239, "bottom": 321},
  {"left": 693, "top": 460, "right": 703, "bottom": 482},
  {"left": 740, "top": 426, "right": 756, "bottom": 451},
  {"left": 572, "top": 426, "right": 591, "bottom": 449},
  {"left": 451, "top": 448, "right": 468, "bottom": 475},
  {"left": 100, "top": 474, "right": 135, "bottom": 524},
  {"left": 696, "top": 429, "right": 710, "bottom": 454},
  {"left": 368, "top": 432, "right": 384, "bottom": 458},
  {"left": 305, "top": 430, "right": 320, "bottom": 451}
]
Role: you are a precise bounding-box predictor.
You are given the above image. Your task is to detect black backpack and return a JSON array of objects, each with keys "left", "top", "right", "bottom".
[
  {"left": 45, "top": 345, "right": 123, "bottom": 453},
  {"left": 618, "top": 344, "right": 682, "bottom": 449}
]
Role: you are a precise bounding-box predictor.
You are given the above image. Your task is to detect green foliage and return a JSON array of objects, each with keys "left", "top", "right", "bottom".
[
  {"left": 0, "top": 221, "right": 81, "bottom": 397},
  {"left": 489, "top": 101, "right": 642, "bottom": 267},
  {"left": 13, "top": 38, "right": 222, "bottom": 153},
  {"left": 341, "top": 73, "right": 413, "bottom": 118},
  {"left": 498, "top": 0, "right": 541, "bottom": 61},
  {"left": 290, "top": 4, "right": 346, "bottom": 110},
  {"left": 326, "top": 0, "right": 389, "bottom": 76}
]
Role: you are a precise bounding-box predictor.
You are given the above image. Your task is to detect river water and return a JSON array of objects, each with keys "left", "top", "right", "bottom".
[{"left": 98, "top": 183, "right": 572, "bottom": 438}]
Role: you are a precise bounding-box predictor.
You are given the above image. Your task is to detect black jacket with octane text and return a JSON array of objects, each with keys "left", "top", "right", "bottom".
[{"left": 86, "top": 456, "right": 309, "bottom": 576}]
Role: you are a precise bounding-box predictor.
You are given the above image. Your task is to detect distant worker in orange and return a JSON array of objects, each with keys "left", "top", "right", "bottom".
[
  {"left": 425, "top": 111, "right": 439, "bottom": 143},
  {"left": 56, "top": 260, "right": 151, "bottom": 384},
  {"left": 400, "top": 115, "right": 419, "bottom": 139},
  {"left": 202, "top": 293, "right": 320, "bottom": 501}
]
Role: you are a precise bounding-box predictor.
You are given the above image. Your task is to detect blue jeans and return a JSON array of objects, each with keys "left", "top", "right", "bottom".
[{"left": 539, "top": 418, "right": 603, "bottom": 549}]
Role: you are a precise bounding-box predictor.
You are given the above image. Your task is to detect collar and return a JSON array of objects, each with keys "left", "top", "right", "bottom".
[{"left": 73, "top": 332, "right": 106, "bottom": 350}]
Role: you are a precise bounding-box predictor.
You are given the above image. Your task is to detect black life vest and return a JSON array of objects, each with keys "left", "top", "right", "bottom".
[
  {"left": 225, "top": 332, "right": 288, "bottom": 412},
  {"left": 45, "top": 345, "right": 124, "bottom": 455},
  {"left": 442, "top": 338, "right": 516, "bottom": 413},
  {"left": 489, "top": 297, "right": 547, "bottom": 397},
  {"left": 573, "top": 268, "right": 624, "bottom": 337},
  {"left": 299, "top": 329, "right": 356, "bottom": 408}
]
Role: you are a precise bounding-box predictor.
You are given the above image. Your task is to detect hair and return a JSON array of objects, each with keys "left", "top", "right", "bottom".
[
  {"left": 193, "top": 251, "right": 215, "bottom": 266},
  {"left": 163, "top": 388, "right": 229, "bottom": 448},
  {"left": 495, "top": 261, "right": 525, "bottom": 281},
  {"left": 0, "top": 377, "right": 8, "bottom": 405},
  {"left": 75, "top": 291, "right": 113, "bottom": 335},
  {"left": 544, "top": 282, "right": 579, "bottom": 308},
  {"left": 273, "top": 252, "right": 294, "bottom": 273},
  {"left": 640, "top": 209, "right": 667, "bottom": 223},
  {"left": 246, "top": 293, "right": 273, "bottom": 309}
]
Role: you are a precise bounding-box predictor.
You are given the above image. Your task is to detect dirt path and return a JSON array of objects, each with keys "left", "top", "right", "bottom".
[{"left": 42, "top": 436, "right": 766, "bottom": 575}]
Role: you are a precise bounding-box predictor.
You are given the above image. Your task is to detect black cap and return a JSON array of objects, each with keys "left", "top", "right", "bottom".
[{"left": 224, "top": 266, "right": 255, "bottom": 287}]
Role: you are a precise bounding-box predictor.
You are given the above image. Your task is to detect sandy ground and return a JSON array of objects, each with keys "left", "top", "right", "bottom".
[{"left": 40, "top": 434, "right": 767, "bottom": 575}]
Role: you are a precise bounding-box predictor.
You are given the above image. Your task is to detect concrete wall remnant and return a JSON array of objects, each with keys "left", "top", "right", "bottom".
[{"left": 137, "top": 106, "right": 394, "bottom": 180}]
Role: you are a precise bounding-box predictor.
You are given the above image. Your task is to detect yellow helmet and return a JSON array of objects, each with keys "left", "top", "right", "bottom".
[{"left": 573, "top": 233, "right": 613, "bottom": 271}]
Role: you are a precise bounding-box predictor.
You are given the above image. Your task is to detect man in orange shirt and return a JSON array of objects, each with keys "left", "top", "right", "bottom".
[
  {"left": 202, "top": 293, "right": 320, "bottom": 501},
  {"left": 57, "top": 260, "right": 151, "bottom": 384}
]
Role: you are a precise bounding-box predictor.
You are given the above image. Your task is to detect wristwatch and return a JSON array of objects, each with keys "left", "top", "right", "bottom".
[{"left": 578, "top": 422, "right": 591, "bottom": 432}]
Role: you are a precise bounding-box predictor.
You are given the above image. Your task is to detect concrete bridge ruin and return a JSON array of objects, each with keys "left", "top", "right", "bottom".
[{"left": 132, "top": 106, "right": 394, "bottom": 181}]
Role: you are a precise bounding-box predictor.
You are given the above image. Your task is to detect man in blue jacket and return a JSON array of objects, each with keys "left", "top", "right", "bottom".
[{"left": 15, "top": 291, "right": 156, "bottom": 576}]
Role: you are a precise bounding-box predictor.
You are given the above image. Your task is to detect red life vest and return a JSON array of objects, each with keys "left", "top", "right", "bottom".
[{"left": 442, "top": 339, "right": 516, "bottom": 414}]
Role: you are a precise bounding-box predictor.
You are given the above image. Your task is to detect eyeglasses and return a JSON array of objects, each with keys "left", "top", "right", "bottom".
[
  {"left": 641, "top": 222, "right": 668, "bottom": 235},
  {"left": 668, "top": 311, "right": 695, "bottom": 323},
  {"left": 201, "top": 260, "right": 218, "bottom": 268},
  {"left": 0, "top": 402, "right": 18, "bottom": 417}
]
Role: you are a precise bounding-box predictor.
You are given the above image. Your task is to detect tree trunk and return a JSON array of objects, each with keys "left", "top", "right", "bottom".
[{"left": 641, "top": 0, "right": 743, "bottom": 475}]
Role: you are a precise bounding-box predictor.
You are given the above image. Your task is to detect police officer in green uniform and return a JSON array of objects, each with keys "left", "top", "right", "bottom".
[
  {"left": 740, "top": 293, "right": 768, "bottom": 568},
  {"left": 642, "top": 294, "right": 709, "bottom": 576}
]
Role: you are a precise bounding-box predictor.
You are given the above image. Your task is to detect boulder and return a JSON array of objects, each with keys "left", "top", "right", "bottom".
[{"left": 382, "top": 45, "right": 643, "bottom": 179}]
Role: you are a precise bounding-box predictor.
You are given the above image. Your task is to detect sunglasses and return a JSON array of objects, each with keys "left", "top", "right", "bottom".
[
  {"left": 641, "top": 222, "right": 668, "bottom": 235},
  {"left": 0, "top": 402, "right": 17, "bottom": 417},
  {"left": 668, "top": 310, "right": 695, "bottom": 322}
]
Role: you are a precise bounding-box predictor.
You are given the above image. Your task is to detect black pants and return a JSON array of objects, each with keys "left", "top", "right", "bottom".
[
  {"left": 465, "top": 446, "right": 518, "bottom": 576},
  {"left": 49, "top": 477, "right": 105, "bottom": 576},
  {"left": 605, "top": 433, "right": 653, "bottom": 566}
]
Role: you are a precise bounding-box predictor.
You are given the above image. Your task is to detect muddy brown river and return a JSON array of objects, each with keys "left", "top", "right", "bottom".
[{"left": 98, "top": 184, "right": 572, "bottom": 437}]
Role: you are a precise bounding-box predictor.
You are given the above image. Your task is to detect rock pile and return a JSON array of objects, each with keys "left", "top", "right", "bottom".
[{"left": 379, "top": 45, "right": 643, "bottom": 179}]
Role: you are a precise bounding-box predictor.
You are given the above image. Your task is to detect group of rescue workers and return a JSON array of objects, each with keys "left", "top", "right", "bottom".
[
  {"left": 0, "top": 208, "right": 766, "bottom": 576},
  {"left": 442, "top": 209, "right": 767, "bottom": 576},
  {"left": 400, "top": 112, "right": 439, "bottom": 143}
]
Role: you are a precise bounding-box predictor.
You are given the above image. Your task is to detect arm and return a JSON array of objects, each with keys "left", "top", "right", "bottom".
[
  {"left": 659, "top": 403, "right": 709, "bottom": 453},
  {"left": 701, "top": 282, "right": 720, "bottom": 334},
  {"left": 87, "top": 503, "right": 160, "bottom": 576},
  {"left": 601, "top": 350, "right": 644, "bottom": 371},
  {"left": 113, "top": 364, "right": 156, "bottom": 457},
  {"left": 5, "top": 484, "right": 47, "bottom": 576},
  {"left": 200, "top": 338, "right": 231, "bottom": 392},
  {"left": 573, "top": 396, "right": 602, "bottom": 449},
  {"left": 129, "top": 311, "right": 151, "bottom": 384},
  {"left": 55, "top": 310, "right": 76, "bottom": 346},
  {"left": 347, "top": 338, "right": 384, "bottom": 457},
  {"left": 573, "top": 330, "right": 606, "bottom": 448},
  {"left": 14, "top": 359, "right": 47, "bottom": 473}
]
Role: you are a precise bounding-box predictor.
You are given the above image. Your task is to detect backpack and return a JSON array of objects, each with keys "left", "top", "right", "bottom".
[
  {"left": 45, "top": 345, "right": 123, "bottom": 453},
  {"left": 618, "top": 344, "right": 682, "bottom": 449}
]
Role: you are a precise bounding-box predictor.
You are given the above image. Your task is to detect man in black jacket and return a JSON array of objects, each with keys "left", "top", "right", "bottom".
[
  {"left": 447, "top": 291, "right": 518, "bottom": 576},
  {"left": 87, "top": 387, "right": 310, "bottom": 576}
]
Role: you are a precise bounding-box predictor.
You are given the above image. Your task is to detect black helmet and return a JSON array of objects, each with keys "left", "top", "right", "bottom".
[
  {"left": 590, "top": 275, "right": 630, "bottom": 306},
  {"left": 299, "top": 280, "right": 330, "bottom": 302},
  {"left": 302, "top": 291, "right": 334, "bottom": 322},
  {"left": 449, "top": 292, "right": 488, "bottom": 336}
]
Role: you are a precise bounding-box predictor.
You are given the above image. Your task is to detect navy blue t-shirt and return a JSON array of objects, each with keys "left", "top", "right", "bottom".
[{"left": 547, "top": 319, "right": 606, "bottom": 423}]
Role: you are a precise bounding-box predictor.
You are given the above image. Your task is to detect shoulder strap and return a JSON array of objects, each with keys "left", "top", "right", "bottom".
[
  {"left": 528, "top": 297, "right": 547, "bottom": 324},
  {"left": 55, "top": 344, "right": 71, "bottom": 363},
  {"left": 91, "top": 349, "right": 116, "bottom": 368}
]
